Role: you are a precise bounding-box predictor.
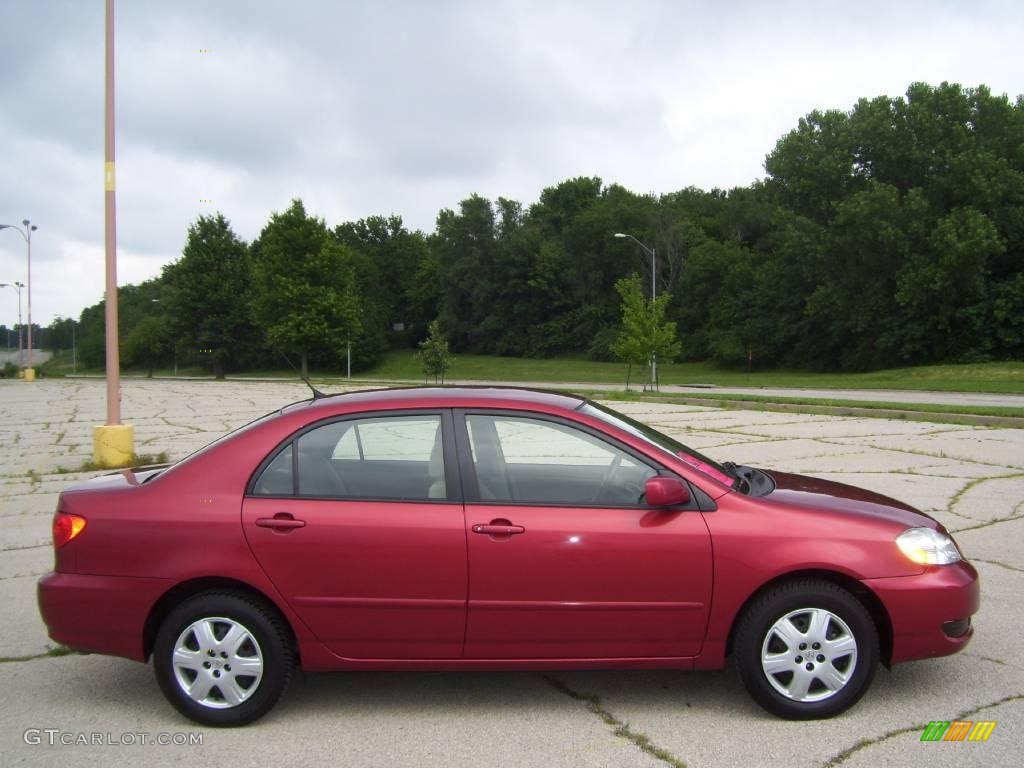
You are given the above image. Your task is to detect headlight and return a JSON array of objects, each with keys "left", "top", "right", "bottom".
[{"left": 896, "top": 527, "right": 962, "bottom": 565}]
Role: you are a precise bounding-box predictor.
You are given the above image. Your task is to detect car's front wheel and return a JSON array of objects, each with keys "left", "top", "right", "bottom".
[
  {"left": 734, "top": 579, "right": 879, "bottom": 719},
  {"left": 153, "top": 591, "right": 293, "bottom": 726}
]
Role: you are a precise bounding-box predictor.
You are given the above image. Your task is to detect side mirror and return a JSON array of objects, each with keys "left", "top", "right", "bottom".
[{"left": 645, "top": 476, "right": 690, "bottom": 507}]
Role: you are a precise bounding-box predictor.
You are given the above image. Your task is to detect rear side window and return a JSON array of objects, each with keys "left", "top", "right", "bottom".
[
  {"left": 252, "top": 444, "right": 293, "bottom": 496},
  {"left": 252, "top": 415, "right": 449, "bottom": 501}
]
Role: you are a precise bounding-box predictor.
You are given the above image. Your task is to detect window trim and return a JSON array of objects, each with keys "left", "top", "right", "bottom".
[
  {"left": 452, "top": 408, "right": 701, "bottom": 510},
  {"left": 245, "top": 409, "right": 462, "bottom": 504}
]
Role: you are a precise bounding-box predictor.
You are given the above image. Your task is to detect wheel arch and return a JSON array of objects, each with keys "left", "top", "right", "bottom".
[
  {"left": 142, "top": 577, "right": 298, "bottom": 662},
  {"left": 724, "top": 569, "right": 894, "bottom": 667}
]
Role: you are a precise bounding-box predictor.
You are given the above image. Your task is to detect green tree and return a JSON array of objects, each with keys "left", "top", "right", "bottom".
[
  {"left": 162, "top": 213, "right": 258, "bottom": 379},
  {"left": 333, "top": 215, "right": 431, "bottom": 365},
  {"left": 417, "top": 320, "right": 454, "bottom": 383},
  {"left": 123, "top": 315, "right": 170, "bottom": 378},
  {"left": 45, "top": 317, "right": 76, "bottom": 353},
  {"left": 611, "top": 274, "right": 681, "bottom": 390},
  {"left": 71, "top": 278, "right": 170, "bottom": 371},
  {"left": 763, "top": 80, "right": 1024, "bottom": 368},
  {"left": 434, "top": 194, "right": 500, "bottom": 352},
  {"left": 251, "top": 200, "right": 362, "bottom": 377}
]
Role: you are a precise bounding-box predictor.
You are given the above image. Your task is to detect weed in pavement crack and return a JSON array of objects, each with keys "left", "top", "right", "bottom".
[
  {"left": 544, "top": 675, "right": 687, "bottom": 768},
  {"left": 0, "top": 646, "right": 80, "bottom": 664}
]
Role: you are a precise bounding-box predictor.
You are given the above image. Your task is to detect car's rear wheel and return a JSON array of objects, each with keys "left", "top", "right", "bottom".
[
  {"left": 153, "top": 591, "right": 293, "bottom": 726},
  {"left": 734, "top": 579, "right": 879, "bottom": 719}
]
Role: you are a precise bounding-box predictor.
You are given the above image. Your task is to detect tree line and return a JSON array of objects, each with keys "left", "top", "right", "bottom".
[{"left": 48, "top": 81, "right": 1024, "bottom": 376}]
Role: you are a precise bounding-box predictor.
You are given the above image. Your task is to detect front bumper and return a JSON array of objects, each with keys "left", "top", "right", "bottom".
[
  {"left": 863, "top": 560, "right": 980, "bottom": 664},
  {"left": 37, "top": 571, "right": 171, "bottom": 661}
]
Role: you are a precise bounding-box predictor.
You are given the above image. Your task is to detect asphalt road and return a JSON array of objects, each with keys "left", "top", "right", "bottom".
[{"left": 1, "top": 379, "right": 1021, "bottom": 767}]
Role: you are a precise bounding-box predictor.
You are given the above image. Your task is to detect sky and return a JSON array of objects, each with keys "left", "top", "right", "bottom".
[{"left": 1, "top": 0, "right": 1023, "bottom": 329}]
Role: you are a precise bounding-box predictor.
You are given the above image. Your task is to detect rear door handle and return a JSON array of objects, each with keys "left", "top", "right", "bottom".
[
  {"left": 256, "top": 513, "right": 306, "bottom": 531},
  {"left": 472, "top": 524, "right": 525, "bottom": 535}
]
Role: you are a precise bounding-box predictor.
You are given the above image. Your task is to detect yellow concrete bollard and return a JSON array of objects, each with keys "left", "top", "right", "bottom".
[
  {"left": 93, "top": 424, "right": 135, "bottom": 468},
  {"left": 24, "top": 368, "right": 35, "bottom": 381}
]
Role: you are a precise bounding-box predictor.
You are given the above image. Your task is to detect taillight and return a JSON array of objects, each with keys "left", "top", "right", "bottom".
[{"left": 53, "top": 513, "right": 87, "bottom": 548}]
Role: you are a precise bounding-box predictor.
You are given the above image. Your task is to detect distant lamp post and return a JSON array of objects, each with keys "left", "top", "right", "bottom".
[
  {"left": 614, "top": 232, "right": 658, "bottom": 390},
  {"left": 0, "top": 221, "right": 37, "bottom": 379},
  {"left": 0, "top": 281, "right": 25, "bottom": 370}
]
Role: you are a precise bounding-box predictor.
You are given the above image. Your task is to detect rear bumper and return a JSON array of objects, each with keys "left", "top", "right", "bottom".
[
  {"left": 863, "top": 560, "right": 980, "bottom": 664},
  {"left": 37, "top": 571, "right": 171, "bottom": 661}
]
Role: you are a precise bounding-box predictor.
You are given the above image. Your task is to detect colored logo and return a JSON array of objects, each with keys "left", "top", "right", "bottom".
[{"left": 920, "top": 720, "right": 997, "bottom": 742}]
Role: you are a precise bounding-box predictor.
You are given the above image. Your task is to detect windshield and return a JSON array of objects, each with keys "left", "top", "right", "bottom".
[{"left": 578, "top": 401, "right": 736, "bottom": 487}]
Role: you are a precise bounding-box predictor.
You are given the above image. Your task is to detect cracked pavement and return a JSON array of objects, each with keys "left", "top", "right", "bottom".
[{"left": 1, "top": 380, "right": 1021, "bottom": 767}]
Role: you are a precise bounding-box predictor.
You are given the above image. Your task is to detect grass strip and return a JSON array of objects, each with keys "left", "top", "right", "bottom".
[
  {"left": 585, "top": 390, "right": 1024, "bottom": 422},
  {"left": 47, "top": 352, "right": 1024, "bottom": 394}
]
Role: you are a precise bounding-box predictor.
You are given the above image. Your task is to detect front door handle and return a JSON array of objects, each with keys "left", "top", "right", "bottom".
[
  {"left": 472, "top": 522, "right": 525, "bottom": 536},
  {"left": 256, "top": 513, "right": 306, "bottom": 531}
]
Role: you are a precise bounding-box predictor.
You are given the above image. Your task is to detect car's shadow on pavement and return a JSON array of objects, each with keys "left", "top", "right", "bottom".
[
  {"left": 50, "top": 650, "right": 998, "bottom": 730},
  {"left": 275, "top": 661, "right": 960, "bottom": 722}
]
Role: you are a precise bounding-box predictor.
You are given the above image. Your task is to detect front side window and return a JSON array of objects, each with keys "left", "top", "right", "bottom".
[
  {"left": 253, "top": 414, "right": 448, "bottom": 501},
  {"left": 465, "top": 414, "right": 656, "bottom": 506}
]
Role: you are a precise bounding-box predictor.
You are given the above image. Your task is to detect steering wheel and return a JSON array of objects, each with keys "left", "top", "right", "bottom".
[{"left": 590, "top": 454, "right": 623, "bottom": 504}]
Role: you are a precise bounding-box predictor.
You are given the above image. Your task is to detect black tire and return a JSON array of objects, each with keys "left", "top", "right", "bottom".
[
  {"left": 734, "top": 579, "right": 879, "bottom": 719},
  {"left": 153, "top": 591, "right": 293, "bottom": 726}
]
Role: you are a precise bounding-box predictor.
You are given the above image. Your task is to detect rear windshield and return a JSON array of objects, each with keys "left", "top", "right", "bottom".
[{"left": 153, "top": 406, "right": 289, "bottom": 480}]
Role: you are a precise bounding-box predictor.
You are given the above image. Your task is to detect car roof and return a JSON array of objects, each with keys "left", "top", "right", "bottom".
[{"left": 286, "top": 385, "right": 586, "bottom": 416}]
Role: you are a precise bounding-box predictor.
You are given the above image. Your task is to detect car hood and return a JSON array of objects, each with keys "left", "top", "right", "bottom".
[{"left": 762, "top": 470, "right": 938, "bottom": 530}]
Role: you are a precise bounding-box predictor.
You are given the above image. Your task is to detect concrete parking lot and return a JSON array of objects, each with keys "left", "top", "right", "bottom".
[{"left": 1, "top": 378, "right": 1021, "bottom": 767}]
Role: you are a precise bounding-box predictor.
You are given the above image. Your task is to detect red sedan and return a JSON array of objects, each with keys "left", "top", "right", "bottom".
[{"left": 38, "top": 387, "right": 978, "bottom": 726}]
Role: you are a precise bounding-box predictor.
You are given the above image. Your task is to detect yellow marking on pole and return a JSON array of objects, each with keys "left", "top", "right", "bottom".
[{"left": 105, "top": 162, "right": 115, "bottom": 191}]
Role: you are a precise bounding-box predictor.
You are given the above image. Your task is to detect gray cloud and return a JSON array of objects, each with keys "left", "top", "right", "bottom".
[{"left": 1, "top": 0, "right": 1022, "bottom": 326}]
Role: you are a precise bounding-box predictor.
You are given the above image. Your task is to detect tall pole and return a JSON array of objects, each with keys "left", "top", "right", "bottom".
[
  {"left": 16, "top": 285, "right": 22, "bottom": 369},
  {"left": 104, "top": 0, "right": 121, "bottom": 425},
  {"left": 0, "top": 283, "right": 24, "bottom": 368},
  {"left": 91, "top": 0, "right": 132, "bottom": 467},
  {"left": 25, "top": 224, "right": 33, "bottom": 374},
  {"left": 72, "top": 320, "right": 77, "bottom": 374},
  {"left": 650, "top": 245, "right": 657, "bottom": 391},
  {"left": 1, "top": 254, "right": 31, "bottom": 375},
  {"left": 613, "top": 232, "right": 658, "bottom": 390},
  {"left": 16, "top": 284, "right": 23, "bottom": 370}
]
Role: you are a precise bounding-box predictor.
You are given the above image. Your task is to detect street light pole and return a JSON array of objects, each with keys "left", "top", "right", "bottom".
[
  {"left": 25, "top": 220, "right": 35, "bottom": 376},
  {"left": 0, "top": 282, "right": 24, "bottom": 369},
  {"left": 614, "top": 232, "right": 658, "bottom": 390},
  {"left": 92, "top": 0, "right": 134, "bottom": 467},
  {"left": 104, "top": 0, "right": 121, "bottom": 424},
  {"left": 0, "top": 220, "right": 36, "bottom": 377}
]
